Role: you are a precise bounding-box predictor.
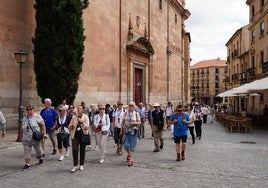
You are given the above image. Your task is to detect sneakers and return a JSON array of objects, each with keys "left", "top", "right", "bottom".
[
  {"left": 22, "top": 164, "right": 31, "bottom": 170},
  {"left": 153, "top": 149, "right": 160, "bottom": 152},
  {"left": 160, "top": 144, "right": 164, "bottom": 150},
  {"left": 58, "top": 155, "right": 64, "bottom": 161},
  {"left": 99, "top": 159, "right": 104, "bottom": 164},
  {"left": 39, "top": 158, "right": 43, "bottom": 164},
  {"left": 70, "top": 166, "right": 78, "bottom": 173},
  {"left": 65, "top": 149, "right": 69, "bottom": 157},
  {"left": 52, "top": 149, "right": 57, "bottom": 155},
  {"left": 79, "top": 165, "right": 84, "bottom": 171}
]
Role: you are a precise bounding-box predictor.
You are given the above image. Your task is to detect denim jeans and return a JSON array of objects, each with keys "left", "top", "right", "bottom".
[{"left": 123, "top": 133, "right": 138, "bottom": 152}]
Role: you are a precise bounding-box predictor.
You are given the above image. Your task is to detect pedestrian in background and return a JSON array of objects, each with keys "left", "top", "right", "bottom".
[
  {"left": 60, "top": 99, "right": 69, "bottom": 112},
  {"left": 0, "top": 109, "right": 6, "bottom": 138},
  {"left": 147, "top": 104, "right": 154, "bottom": 139},
  {"left": 169, "top": 105, "right": 191, "bottom": 161},
  {"left": 136, "top": 102, "right": 146, "bottom": 138},
  {"left": 120, "top": 101, "right": 141, "bottom": 166},
  {"left": 94, "top": 105, "right": 110, "bottom": 164},
  {"left": 20, "top": 105, "right": 46, "bottom": 169},
  {"left": 151, "top": 103, "right": 166, "bottom": 152},
  {"left": 40, "top": 98, "right": 58, "bottom": 155},
  {"left": 105, "top": 103, "right": 114, "bottom": 138},
  {"left": 68, "top": 105, "right": 90, "bottom": 173},
  {"left": 88, "top": 104, "right": 99, "bottom": 150},
  {"left": 81, "top": 101, "right": 90, "bottom": 116},
  {"left": 201, "top": 105, "right": 209, "bottom": 124},
  {"left": 193, "top": 102, "right": 203, "bottom": 140},
  {"left": 165, "top": 101, "right": 174, "bottom": 129},
  {"left": 210, "top": 106, "right": 215, "bottom": 123},
  {"left": 186, "top": 105, "right": 196, "bottom": 144}
]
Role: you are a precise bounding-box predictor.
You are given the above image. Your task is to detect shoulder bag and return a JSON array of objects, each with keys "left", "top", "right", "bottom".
[{"left": 28, "top": 119, "right": 43, "bottom": 141}]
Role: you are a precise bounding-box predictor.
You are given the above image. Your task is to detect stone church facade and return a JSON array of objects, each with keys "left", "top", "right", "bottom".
[{"left": 0, "top": 0, "right": 190, "bottom": 126}]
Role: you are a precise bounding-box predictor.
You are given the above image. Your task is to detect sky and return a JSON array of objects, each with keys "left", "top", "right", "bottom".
[{"left": 185, "top": 0, "right": 249, "bottom": 64}]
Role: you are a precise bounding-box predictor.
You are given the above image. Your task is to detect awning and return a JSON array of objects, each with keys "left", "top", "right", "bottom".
[
  {"left": 247, "top": 77, "right": 268, "bottom": 91},
  {"left": 217, "top": 76, "right": 268, "bottom": 97},
  {"left": 217, "top": 89, "right": 239, "bottom": 97}
]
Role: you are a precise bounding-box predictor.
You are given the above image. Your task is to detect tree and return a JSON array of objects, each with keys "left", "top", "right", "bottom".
[{"left": 32, "top": 0, "right": 89, "bottom": 107}]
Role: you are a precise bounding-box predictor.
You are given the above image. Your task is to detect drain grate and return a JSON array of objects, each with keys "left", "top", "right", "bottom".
[{"left": 239, "top": 141, "right": 256, "bottom": 144}]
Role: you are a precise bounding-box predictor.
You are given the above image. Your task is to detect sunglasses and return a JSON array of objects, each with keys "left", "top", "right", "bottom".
[
  {"left": 26, "top": 108, "right": 33, "bottom": 111},
  {"left": 129, "top": 105, "right": 134, "bottom": 107},
  {"left": 99, "top": 108, "right": 105, "bottom": 110}
]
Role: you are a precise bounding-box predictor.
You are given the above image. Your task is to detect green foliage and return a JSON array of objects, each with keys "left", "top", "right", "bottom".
[{"left": 32, "top": 0, "right": 89, "bottom": 107}]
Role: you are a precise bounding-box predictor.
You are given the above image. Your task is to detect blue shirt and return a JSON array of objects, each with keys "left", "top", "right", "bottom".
[
  {"left": 170, "top": 112, "right": 190, "bottom": 137},
  {"left": 40, "top": 107, "right": 58, "bottom": 131}
]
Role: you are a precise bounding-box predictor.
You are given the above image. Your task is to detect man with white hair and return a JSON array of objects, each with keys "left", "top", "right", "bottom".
[{"left": 40, "top": 98, "right": 58, "bottom": 155}]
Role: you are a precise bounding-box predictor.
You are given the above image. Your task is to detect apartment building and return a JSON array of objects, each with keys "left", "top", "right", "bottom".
[
  {"left": 223, "top": 0, "right": 268, "bottom": 114},
  {"left": 190, "top": 59, "right": 227, "bottom": 105}
]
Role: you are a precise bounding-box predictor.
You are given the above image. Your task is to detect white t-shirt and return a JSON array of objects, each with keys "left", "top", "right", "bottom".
[{"left": 113, "top": 108, "right": 125, "bottom": 128}]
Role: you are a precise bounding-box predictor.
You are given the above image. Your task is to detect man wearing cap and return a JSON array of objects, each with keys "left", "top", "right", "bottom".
[{"left": 151, "top": 103, "right": 166, "bottom": 152}]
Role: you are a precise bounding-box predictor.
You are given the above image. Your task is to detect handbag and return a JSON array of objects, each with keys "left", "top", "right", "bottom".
[
  {"left": 32, "top": 131, "right": 43, "bottom": 141},
  {"left": 58, "top": 132, "right": 67, "bottom": 142},
  {"left": 28, "top": 123, "right": 43, "bottom": 141},
  {"left": 82, "top": 132, "right": 91, "bottom": 145},
  {"left": 101, "top": 131, "right": 108, "bottom": 135},
  {"left": 57, "top": 126, "right": 68, "bottom": 142}
]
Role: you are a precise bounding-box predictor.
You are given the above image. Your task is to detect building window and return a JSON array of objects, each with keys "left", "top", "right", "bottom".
[
  {"left": 251, "top": 5, "right": 255, "bottom": 17},
  {"left": 261, "top": 0, "right": 265, "bottom": 7},
  {"left": 215, "top": 83, "right": 219, "bottom": 88},
  {"left": 260, "top": 51, "right": 264, "bottom": 64},
  {"left": 260, "top": 21, "right": 265, "bottom": 36},
  {"left": 159, "top": 0, "right": 162, "bottom": 10},
  {"left": 215, "top": 68, "right": 219, "bottom": 73},
  {"left": 251, "top": 29, "right": 256, "bottom": 41},
  {"left": 175, "top": 14, "right": 177, "bottom": 24}
]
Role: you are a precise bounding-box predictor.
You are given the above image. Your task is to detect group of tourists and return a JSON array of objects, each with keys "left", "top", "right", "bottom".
[{"left": 1, "top": 97, "right": 215, "bottom": 172}]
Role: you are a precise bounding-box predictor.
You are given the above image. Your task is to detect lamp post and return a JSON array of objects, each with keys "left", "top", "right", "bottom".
[{"left": 14, "top": 51, "right": 28, "bottom": 142}]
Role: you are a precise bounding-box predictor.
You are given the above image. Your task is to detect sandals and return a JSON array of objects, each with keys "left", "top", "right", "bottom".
[
  {"left": 128, "top": 160, "right": 133, "bottom": 167},
  {"left": 126, "top": 155, "right": 130, "bottom": 161}
]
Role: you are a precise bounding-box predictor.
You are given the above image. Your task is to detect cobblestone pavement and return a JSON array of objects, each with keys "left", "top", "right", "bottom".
[{"left": 0, "top": 120, "right": 268, "bottom": 188}]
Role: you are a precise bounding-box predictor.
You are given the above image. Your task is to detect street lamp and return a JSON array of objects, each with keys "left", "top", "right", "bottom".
[{"left": 14, "top": 50, "right": 28, "bottom": 142}]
